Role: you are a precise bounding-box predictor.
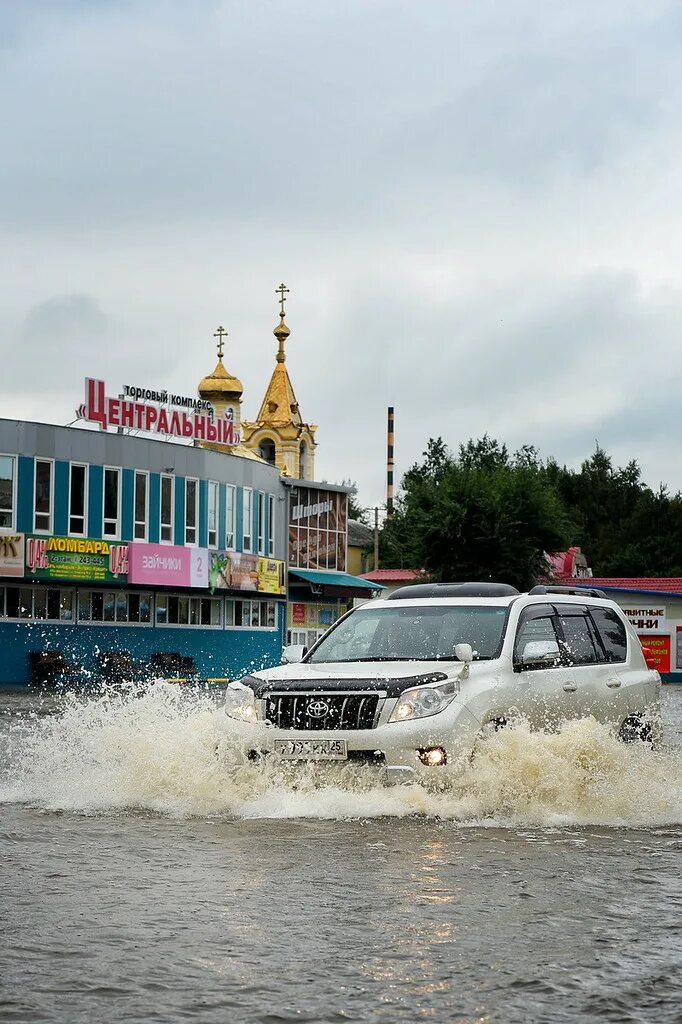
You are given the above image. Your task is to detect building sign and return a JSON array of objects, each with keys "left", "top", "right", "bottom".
[
  {"left": 638, "top": 633, "right": 671, "bottom": 674},
  {"left": 128, "top": 543, "right": 208, "bottom": 588},
  {"left": 0, "top": 532, "right": 25, "bottom": 577},
  {"left": 25, "top": 535, "right": 128, "bottom": 583},
  {"left": 288, "top": 486, "right": 348, "bottom": 572},
  {"left": 208, "top": 552, "right": 285, "bottom": 595},
  {"left": 77, "top": 378, "right": 241, "bottom": 444},
  {"left": 623, "top": 606, "right": 667, "bottom": 633}
]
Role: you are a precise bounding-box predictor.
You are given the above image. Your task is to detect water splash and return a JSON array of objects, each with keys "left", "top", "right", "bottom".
[{"left": 0, "top": 682, "right": 680, "bottom": 825}]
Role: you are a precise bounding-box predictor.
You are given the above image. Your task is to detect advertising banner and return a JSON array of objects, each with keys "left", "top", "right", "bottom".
[
  {"left": 638, "top": 633, "right": 671, "bottom": 674},
  {"left": 208, "top": 552, "right": 285, "bottom": 595},
  {"left": 25, "top": 535, "right": 129, "bottom": 583},
  {"left": 0, "top": 532, "right": 25, "bottom": 577},
  {"left": 288, "top": 486, "right": 348, "bottom": 572},
  {"left": 623, "top": 606, "right": 667, "bottom": 633},
  {"left": 127, "top": 543, "right": 208, "bottom": 588}
]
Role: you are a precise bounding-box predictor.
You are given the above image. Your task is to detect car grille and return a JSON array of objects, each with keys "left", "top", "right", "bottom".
[{"left": 263, "top": 692, "right": 381, "bottom": 731}]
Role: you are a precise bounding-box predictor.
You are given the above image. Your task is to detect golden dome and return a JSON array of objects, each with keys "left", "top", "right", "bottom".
[
  {"left": 198, "top": 326, "right": 243, "bottom": 399},
  {"left": 198, "top": 357, "right": 243, "bottom": 398}
]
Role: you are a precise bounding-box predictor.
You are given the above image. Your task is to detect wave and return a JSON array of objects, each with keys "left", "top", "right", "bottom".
[{"left": 0, "top": 682, "right": 680, "bottom": 825}]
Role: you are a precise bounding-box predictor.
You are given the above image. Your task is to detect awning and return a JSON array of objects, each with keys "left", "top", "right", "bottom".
[{"left": 289, "top": 568, "right": 384, "bottom": 592}]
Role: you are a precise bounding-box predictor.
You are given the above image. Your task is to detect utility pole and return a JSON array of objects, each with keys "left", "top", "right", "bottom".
[{"left": 373, "top": 506, "right": 380, "bottom": 571}]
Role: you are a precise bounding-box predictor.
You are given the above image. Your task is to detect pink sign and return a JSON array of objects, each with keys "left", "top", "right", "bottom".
[{"left": 128, "top": 543, "right": 208, "bottom": 588}]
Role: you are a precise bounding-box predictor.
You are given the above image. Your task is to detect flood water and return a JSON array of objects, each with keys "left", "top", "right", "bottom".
[{"left": 1, "top": 683, "right": 680, "bottom": 1024}]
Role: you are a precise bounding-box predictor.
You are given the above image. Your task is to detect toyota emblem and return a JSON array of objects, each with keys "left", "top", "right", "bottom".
[{"left": 307, "top": 699, "right": 330, "bottom": 719}]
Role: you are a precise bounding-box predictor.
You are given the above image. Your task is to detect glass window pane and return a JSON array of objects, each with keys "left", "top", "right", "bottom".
[
  {"left": 19, "top": 588, "right": 33, "bottom": 619},
  {"left": 210, "top": 600, "right": 221, "bottom": 626},
  {"left": 6, "top": 587, "right": 19, "bottom": 618},
  {"left": 161, "top": 476, "right": 173, "bottom": 541},
  {"left": 0, "top": 456, "right": 14, "bottom": 527},
  {"left": 70, "top": 465, "right": 86, "bottom": 527},
  {"left": 60, "top": 591, "right": 74, "bottom": 622},
  {"left": 225, "top": 600, "right": 234, "bottom": 626},
  {"left": 46, "top": 589, "right": 59, "bottom": 618},
  {"left": 33, "top": 589, "right": 47, "bottom": 619},
  {"left": 190, "top": 598, "right": 200, "bottom": 625},
  {"left": 156, "top": 595, "right": 168, "bottom": 625},
  {"left": 590, "top": 608, "right": 627, "bottom": 663},
  {"left": 91, "top": 592, "right": 103, "bottom": 621},
  {"left": 35, "top": 461, "right": 52, "bottom": 530},
  {"left": 134, "top": 473, "right": 147, "bottom": 540},
  {"left": 128, "top": 593, "right": 140, "bottom": 622},
  {"left": 139, "top": 593, "right": 151, "bottom": 624},
  {"left": 168, "top": 596, "right": 179, "bottom": 623},
  {"left": 103, "top": 592, "right": 115, "bottom": 622},
  {"left": 178, "top": 597, "right": 189, "bottom": 625},
  {"left": 78, "top": 591, "right": 91, "bottom": 621},
  {"left": 104, "top": 470, "right": 120, "bottom": 536},
  {"left": 115, "top": 593, "right": 128, "bottom": 622}
]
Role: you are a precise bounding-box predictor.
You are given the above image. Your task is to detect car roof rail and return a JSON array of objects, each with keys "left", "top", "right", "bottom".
[
  {"left": 387, "top": 582, "right": 521, "bottom": 600},
  {"left": 528, "top": 584, "right": 609, "bottom": 600}
]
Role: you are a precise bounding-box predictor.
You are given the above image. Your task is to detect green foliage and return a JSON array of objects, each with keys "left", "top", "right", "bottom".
[
  {"left": 340, "top": 479, "right": 367, "bottom": 523},
  {"left": 381, "top": 436, "right": 682, "bottom": 586}
]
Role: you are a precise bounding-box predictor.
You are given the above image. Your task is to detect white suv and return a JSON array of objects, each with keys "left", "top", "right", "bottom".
[{"left": 225, "top": 583, "right": 662, "bottom": 782}]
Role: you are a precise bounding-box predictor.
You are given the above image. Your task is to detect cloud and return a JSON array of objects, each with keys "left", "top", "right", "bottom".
[{"left": 1, "top": 1, "right": 682, "bottom": 508}]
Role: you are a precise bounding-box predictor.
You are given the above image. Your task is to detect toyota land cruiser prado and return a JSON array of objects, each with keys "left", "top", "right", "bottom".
[{"left": 225, "top": 583, "right": 662, "bottom": 782}]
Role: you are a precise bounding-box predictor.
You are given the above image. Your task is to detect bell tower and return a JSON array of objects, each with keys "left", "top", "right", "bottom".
[
  {"left": 197, "top": 326, "right": 243, "bottom": 447},
  {"left": 241, "top": 285, "right": 317, "bottom": 478}
]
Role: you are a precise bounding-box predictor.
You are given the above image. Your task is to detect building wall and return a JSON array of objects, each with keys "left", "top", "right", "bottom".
[{"left": 0, "top": 419, "right": 288, "bottom": 684}]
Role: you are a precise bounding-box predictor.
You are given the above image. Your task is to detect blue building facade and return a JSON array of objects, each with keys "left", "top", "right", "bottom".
[{"left": 0, "top": 419, "right": 288, "bottom": 685}]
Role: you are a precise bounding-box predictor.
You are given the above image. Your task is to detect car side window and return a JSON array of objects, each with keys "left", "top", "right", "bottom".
[
  {"left": 514, "top": 612, "right": 559, "bottom": 665},
  {"left": 589, "top": 607, "right": 627, "bottom": 663},
  {"left": 556, "top": 610, "right": 599, "bottom": 666}
]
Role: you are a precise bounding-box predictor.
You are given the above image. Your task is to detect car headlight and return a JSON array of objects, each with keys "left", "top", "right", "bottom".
[
  {"left": 225, "top": 678, "right": 258, "bottom": 724},
  {"left": 388, "top": 680, "right": 459, "bottom": 723}
]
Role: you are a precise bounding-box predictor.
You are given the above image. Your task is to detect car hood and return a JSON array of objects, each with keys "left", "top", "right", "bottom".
[{"left": 242, "top": 660, "right": 459, "bottom": 699}]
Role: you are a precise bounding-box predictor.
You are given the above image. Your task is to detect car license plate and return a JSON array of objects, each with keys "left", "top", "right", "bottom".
[{"left": 274, "top": 738, "right": 348, "bottom": 760}]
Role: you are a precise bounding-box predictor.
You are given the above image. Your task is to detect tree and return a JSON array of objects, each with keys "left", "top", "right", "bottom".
[
  {"left": 340, "top": 479, "right": 367, "bottom": 523},
  {"left": 382, "top": 437, "right": 575, "bottom": 590}
]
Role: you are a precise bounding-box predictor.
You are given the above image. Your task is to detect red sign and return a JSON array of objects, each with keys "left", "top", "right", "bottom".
[
  {"left": 638, "top": 633, "right": 670, "bottom": 673},
  {"left": 292, "top": 603, "right": 306, "bottom": 625}
]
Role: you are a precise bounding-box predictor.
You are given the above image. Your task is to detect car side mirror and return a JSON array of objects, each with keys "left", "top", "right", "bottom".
[
  {"left": 519, "top": 639, "right": 560, "bottom": 668},
  {"left": 281, "top": 644, "right": 307, "bottom": 665},
  {"left": 454, "top": 642, "right": 474, "bottom": 664}
]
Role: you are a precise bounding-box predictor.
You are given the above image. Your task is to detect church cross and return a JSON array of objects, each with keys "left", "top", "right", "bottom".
[
  {"left": 276, "top": 283, "right": 290, "bottom": 317},
  {"left": 213, "top": 325, "right": 228, "bottom": 358}
]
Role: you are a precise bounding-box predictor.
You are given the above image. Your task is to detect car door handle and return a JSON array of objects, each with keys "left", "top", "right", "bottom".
[
  {"left": 562, "top": 682, "right": 577, "bottom": 692},
  {"left": 606, "top": 678, "right": 622, "bottom": 688}
]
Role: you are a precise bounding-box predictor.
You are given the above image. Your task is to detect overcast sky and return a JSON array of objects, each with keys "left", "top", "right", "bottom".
[{"left": 3, "top": 0, "right": 682, "bottom": 508}]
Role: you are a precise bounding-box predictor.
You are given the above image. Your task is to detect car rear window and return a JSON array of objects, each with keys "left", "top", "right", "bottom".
[{"left": 589, "top": 607, "right": 628, "bottom": 663}]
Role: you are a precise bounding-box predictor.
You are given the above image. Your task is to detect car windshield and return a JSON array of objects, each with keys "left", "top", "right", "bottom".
[{"left": 308, "top": 604, "right": 509, "bottom": 663}]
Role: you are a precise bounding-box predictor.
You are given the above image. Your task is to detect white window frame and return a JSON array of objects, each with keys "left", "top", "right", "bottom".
[
  {"left": 33, "top": 458, "right": 54, "bottom": 534},
  {"left": 207, "top": 480, "right": 219, "bottom": 550},
  {"left": 1, "top": 584, "right": 75, "bottom": 622},
  {"left": 226, "top": 485, "right": 236, "bottom": 550},
  {"left": 154, "top": 592, "right": 223, "bottom": 629},
  {"left": 160, "top": 474, "right": 174, "bottom": 544},
  {"left": 0, "top": 454, "right": 16, "bottom": 531},
  {"left": 257, "top": 491, "right": 266, "bottom": 555},
  {"left": 103, "top": 466, "right": 121, "bottom": 540},
  {"left": 225, "top": 598, "right": 278, "bottom": 631},
  {"left": 268, "top": 494, "right": 275, "bottom": 556},
  {"left": 133, "top": 470, "right": 149, "bottom": 541},
  {"left": 68, "top": 462, "right": 88, "bottom": 537},
  {"left": 242, "top": 487, "right": 253, "bottom": 552},
  {"left": 185, "top": 478, "right": 199, "bottom": 546}
]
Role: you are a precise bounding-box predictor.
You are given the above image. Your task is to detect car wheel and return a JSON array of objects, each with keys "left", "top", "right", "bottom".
[{"left": 618, "top": 715, "right": 653, "bottom": 745}]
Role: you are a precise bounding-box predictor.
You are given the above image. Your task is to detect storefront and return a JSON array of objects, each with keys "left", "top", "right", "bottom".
[{"left": 0, "top": 413, "right": 288, "bottom": 684}]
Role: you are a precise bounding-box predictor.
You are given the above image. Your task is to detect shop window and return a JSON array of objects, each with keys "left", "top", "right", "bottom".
[
  {"left": 78, "top": 590, "right": 152, "bottom": 624},
  {"left": 69, "top": 464, "right": 87, "bottom": 536},
  {"left": 0, "top": 456, "right": 15, "bottom": 530},
  {"left": 103, "top": 468, "right": 121, "bottom": 538},
  {"left": 226, "top": 485, "right": 235, "bottom": 549},
  {"left": 160, "top": 475, "right": 174, "bottom": 543},
  {"left": 232, "top": 599, "right": 277, "bottom": 629},
  {"left": 2, "top": 586, "right": 73, "bottom": 621},
  {"left": 155, "top": 593, "right": 222, "bottom": 627},
  {"left": 185, "top": 479, "right": 198, "bottom": 546},
  {"left": 207, "top": 480, "right": 219, "bottom": 549},
  {"left": 134, "top": 472, "right": 148, "bottom": 541},
  {"left": 34, "top": 459, "right": 53, "bottom": 533}
]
